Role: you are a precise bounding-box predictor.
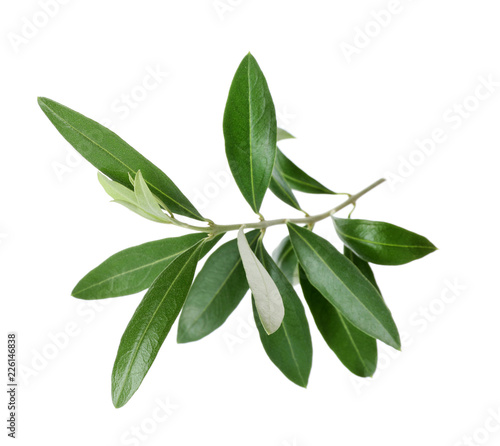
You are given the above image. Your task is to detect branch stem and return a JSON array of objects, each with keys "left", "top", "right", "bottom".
[{"left": 170, "top": 178, "right": 386, "bottom": 235}]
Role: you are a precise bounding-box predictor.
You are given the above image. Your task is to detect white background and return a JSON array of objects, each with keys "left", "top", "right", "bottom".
[{"left": 2, "top": 1, "right": 500, "bottom": 445}]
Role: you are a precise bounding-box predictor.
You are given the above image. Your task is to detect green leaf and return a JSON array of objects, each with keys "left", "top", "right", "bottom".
[
  {"left": 237, "top": 227, "right": 284, "bottom": 334},
  {"left": 333, "top": 217, "right": 437, "bottom": 265},
  {"left": 38, "top": 97, "right": 204, "bottom": 221},
  {"left": 133, "top": 170, "right": 171, "bottom": 220},
  {"left": 72, "top": 233, "right": 222, "bottom": 300},
  {"left": 252, "top": 242, "right": 312, "bottom": 387},
  {"left": 277, "top": 128, "right": 295, "bottom": 141},
  {"left": 269, "top": 166, "right": 302, "bottom": 211},
  {"left": 177, "top": 230, "right": 261, "bottom": 343},
  {"left": 112, "top": 240, "right": 204, "bottom": 408},
  {"left": 343, "top": 246, "right": 380, "bottom": 293},
  {"left": 272, "top": 236, "right": 299, "bottom": 286},
  {"left": 286, "top": 223, "right": 400, "bottom": 349},
  {"left": 223, "top": 53, "right": 277, "bottom": 213},
  {"left": 112, "top": 200, "right": 168, "bottom": 224},
  {"left": 299, "top": 268, "right": 377, "bottom": 377},
  {"left": 98, "top": 172, "right": 136, "bottom": 204},
  {"left": 275, "top": 149, "right": 335, "bottom": 195}
]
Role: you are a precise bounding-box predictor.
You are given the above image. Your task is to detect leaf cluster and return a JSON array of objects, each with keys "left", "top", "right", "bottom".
[{"left": 39, "top": 53, "right": 437, "bottom": 407}]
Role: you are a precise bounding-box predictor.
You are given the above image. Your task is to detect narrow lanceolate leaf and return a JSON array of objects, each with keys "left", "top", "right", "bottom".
[
  {"left": 38, "top": 97, "right": 204, "bottom": 221},
  {"left": 300, "top": 268, "right": 377, "bottom": 378},
  {"left": 269, "top": 167, "right": 302, "bottom": 211},
  {"left": 272, "top": 236, "right": 299, "bottom": 286},
  {"left": 333, "top": 217, "right": 437, "bottom": 265},
  {"left": 277, "top": 128, "right": 295, "bottom": 142},
  {"left": 177, "top": 230, "right": 261, "bottom": 343},
  {"left": 72, "top": 233, "right": 222, "bottom": 300},
  {"left": 237, "top": 227, "right": 284, "bottom": 334},
  {"left": 98, "top": 172, "right": 136, "bottom": 204},
  {"left": 112, "top": 241, "right": 204, "bottom": 408},
  {"left": 287, "top": 223, "right": 400, "bottom": 349},
  {"left": 223, "top": 53, "right": 277, "bottom": 213},
  {"left": 133, "top": 170, "right": 171, "bottom": 221},
  {"left": 275, "top": 149, "right": 335, "bottom": 195},
  {"left": 343, "top": 246, "right": 380, "bottom": 293},
  {"left": 99, "top": 172, "right": 172, "bottom": 224},
  {"left": 252, "top": 242, "right": 312, "bottom": 387}
]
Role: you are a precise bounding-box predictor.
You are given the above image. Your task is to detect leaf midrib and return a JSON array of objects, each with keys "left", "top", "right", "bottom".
[
  {"left": 335, "top": 225, "right": 434, "bottom": 250},
  {"left": 247, "top": 58, "right": 257, "bottom": 211}
]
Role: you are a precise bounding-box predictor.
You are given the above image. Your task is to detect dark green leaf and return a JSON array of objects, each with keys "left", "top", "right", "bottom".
[
  {"left": 277, "top": 128, "right": 295, "bottom": 141},
  {"left": 253, "top": 242, "right": 312, "bottom": 387},
  {"left": 272, "top": 236, "right": 299, "bottom": 285},
  {"left": 343, "top": 246, "right": 380, "bottom": 293},
  {"left": 287, "top": 223, "right": 400, "bottom": 349},
  {"left": 72, "top": 233, "right": 222, "bottom": 300},
  {"left": 38, "top": 97, "right": 204, "bottom": 221},
  {"left": 269, "top": 167, "right": 302, "bottom": 211},
  {"left": 177, "top": 230, "right": 261, "bottom": 343},
  {"left": 223, "top": 53, "right": 277, "bottom": 213},
  {"left": 333, "top": 217, "right": 437, "bottom": 265},
  {"left": 300, "top": 267, "right": 377, "bottom": 377},
  {"left": 112, "top": 240, "right": 204, "bottom": 408},
  {"left": 275, "top": 149, "right": 335, "bottom": 195}
]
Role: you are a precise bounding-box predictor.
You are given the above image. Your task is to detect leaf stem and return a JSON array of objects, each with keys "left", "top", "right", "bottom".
[{"left": 170, "top": 178, "right": 386, "bottom": 235}]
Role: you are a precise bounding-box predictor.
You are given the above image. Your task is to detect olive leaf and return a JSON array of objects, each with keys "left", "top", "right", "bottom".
[
  {"left": 38, "top": 97, "right": 204, "bottom": 221},
  {"left": 237, "top": 227, "right": 284, "bottom": 334},
  {"left": 269, "top": 167, "right": 302, "bottom": 211},
  {"left": 275, "top": 149, "right": 335, "bottom": 195},
  {"left": 112, "top": 240, "right": 205, "bottom": 408},
  {"left": 277, "top": 128, "right": 295, "bottom": 142},
  {"left": 272, "top": 236, "right": 299, "bottom": 285},
  {"left": 177, "top": 230, "right": 261, "bottom": 343},
  {"left": 223, "top": 53, "right": 277, "bottom": 213},
  {"left": 72, "top": 233, "right": 223, "bottom": 300},
  {"left": 300, "top": 268, "right": 377, "bottom": 378},
  {"left": 252, "top": 241, "right": 312, "bottom": 387},
  {"left": 98, "top": 171, "right": 171, "bottom": 223},
  {"left": 333, "top": 217, "right": 437, "bottom": 265},
  {"left": 287, "top": 223, "right": 400, "bottom": 349}
]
